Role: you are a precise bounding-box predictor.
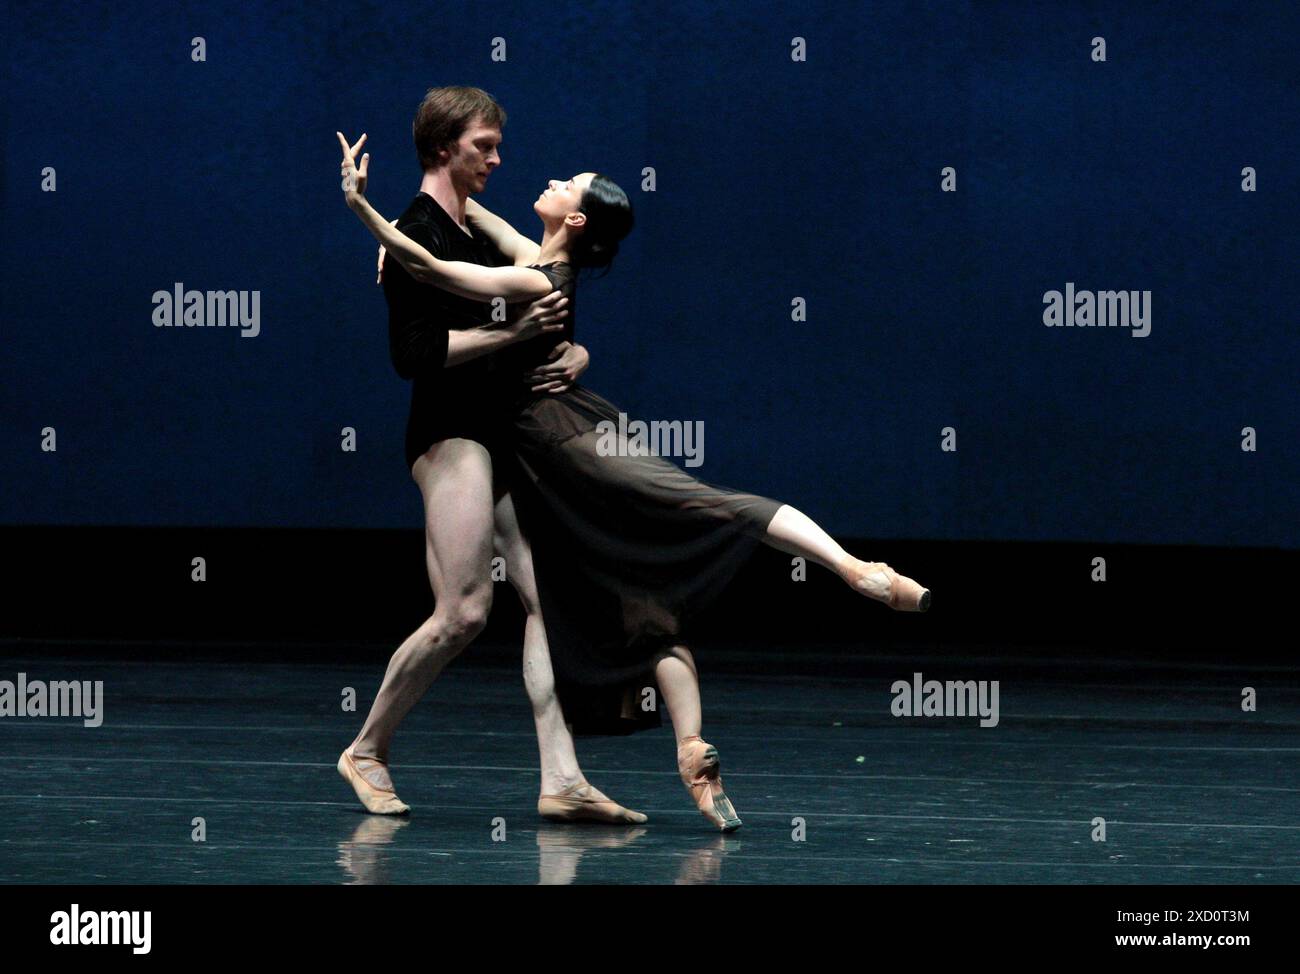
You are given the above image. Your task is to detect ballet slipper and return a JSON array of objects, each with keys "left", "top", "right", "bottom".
[
  {"left": 538, "top": 782, "right": 648, "bottom": 824},
  {"left": 677, "top": 736, "right": 742, "bottom": 832},
  {"left": 846, "top": 559, "right": 931, "bottom": 612},
  {"left": 337, "top": 747, "right": 411, "bottom": 816}
]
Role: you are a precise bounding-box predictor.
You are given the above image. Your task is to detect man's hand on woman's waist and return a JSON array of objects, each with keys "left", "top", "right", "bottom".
[{"left": 526, "top": 341, "right": 589, "bottom": 394}]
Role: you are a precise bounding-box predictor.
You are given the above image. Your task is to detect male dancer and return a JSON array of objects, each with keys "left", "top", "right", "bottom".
[{"left": 337, "top": 86, "right": 643, "bottom": 823}]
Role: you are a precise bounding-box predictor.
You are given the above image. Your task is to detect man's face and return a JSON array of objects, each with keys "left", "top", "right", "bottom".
[{"left": 444, "top": 117, "right": 502, "bottom": 195}]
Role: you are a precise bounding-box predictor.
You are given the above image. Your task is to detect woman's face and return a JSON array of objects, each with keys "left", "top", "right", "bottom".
[{"left": 534, "top": 172, "right": 596, "bottom": 223}]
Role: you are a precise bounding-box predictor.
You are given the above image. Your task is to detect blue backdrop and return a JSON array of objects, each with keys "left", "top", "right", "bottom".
[{"left": 4, "top": 0, "right": 1296, "bottom": 546}]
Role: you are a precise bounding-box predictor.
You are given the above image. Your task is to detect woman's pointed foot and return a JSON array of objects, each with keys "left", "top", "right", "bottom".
[
  {"left": 677, "top": 736, "right": 742, "bottom": 832},
  {"left": 538, "top": 781, "right": 648, "bottom": 824},
  {"left": 337, "top": 746, "right": 411, "bottom": 815},
  {"left": 842, "top": 557, "right": 931, "bottom": 612}
]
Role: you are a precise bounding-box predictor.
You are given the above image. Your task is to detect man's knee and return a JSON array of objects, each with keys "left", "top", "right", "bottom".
[
  {"left": 447, "top": 585, "right": 493, "bottom": 641},
  {"left": 423, "top": 586, "right": 493, "bottom": 654}
]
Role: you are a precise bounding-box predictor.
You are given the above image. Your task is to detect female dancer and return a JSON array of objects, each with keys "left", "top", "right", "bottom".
[{"left": 338, "top": 134, "right": 930, "bottom": 831}]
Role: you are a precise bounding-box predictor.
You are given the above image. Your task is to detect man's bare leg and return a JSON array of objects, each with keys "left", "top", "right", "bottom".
[
  {"left": 493, "top": 489, "right": 647, "bottom": 824},
  {"left": 340, "top": 438, "right": 498, "bottom": 813}
]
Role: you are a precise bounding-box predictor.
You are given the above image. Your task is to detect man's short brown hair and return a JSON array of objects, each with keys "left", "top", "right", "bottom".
[{"left": 412, "top": 86, "right": 506, "bottom": 170}]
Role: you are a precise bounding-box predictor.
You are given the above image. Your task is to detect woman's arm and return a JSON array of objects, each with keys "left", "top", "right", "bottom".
[
  {"left": 350, "top": 193, "right": 551, "bottom": 302},
  {"left": 465, "top": 198, "right": 542, "bottom": 267},
  {"left": 338, "top": 132, "right": 553, "bottom": 303}
]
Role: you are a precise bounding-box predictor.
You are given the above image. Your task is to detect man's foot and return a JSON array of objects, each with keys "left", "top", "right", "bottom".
[
  {"left": 337, "top": 745, "right": 411, "bottom": 815},
  {"left": 538, "top": 781, "right": 648, "bottom": 824}
]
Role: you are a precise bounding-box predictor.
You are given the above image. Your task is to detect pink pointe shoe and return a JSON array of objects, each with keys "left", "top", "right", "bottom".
[
  {"left": 677, "top": 736, "right": 742, "bottom": 832},
  {"left": 337, "top": 747, "right": 411, "bottom": 816},
  {"left": 846, "top": 559, "right": 931, "bottom": 612}
]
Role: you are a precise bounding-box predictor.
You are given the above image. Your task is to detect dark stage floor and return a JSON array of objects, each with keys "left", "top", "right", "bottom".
[{"left": 1, "top": 650, "right": 1296, "bottom": 884}]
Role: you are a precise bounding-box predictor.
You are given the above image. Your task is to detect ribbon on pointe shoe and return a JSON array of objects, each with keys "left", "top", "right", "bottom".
[{"left": 676, "top": 737, "right": 742, "bottom": 832}]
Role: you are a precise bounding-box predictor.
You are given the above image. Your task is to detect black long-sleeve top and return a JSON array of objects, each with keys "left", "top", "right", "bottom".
[{"left": 380, "top": 192, "right": 513, "bottom": 470}]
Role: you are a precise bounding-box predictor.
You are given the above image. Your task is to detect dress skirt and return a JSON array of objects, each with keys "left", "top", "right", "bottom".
[{"left": 502, "top": 384, "right": 782, "bottom": 735}]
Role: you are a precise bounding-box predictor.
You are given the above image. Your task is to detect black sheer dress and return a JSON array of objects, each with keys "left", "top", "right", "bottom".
[{"left": 498, "top": 262, "right": 783, "bottom": 734}]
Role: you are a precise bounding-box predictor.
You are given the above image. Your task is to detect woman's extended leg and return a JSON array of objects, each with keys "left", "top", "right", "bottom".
[
  {"left": 493, "top": 489, "right": 647, "bottom": 824},
  {"left": 763, "top": 504, "right": 931, "bottom": 611},
  {"left": 654, "top": 645, "right": 742, "bottom": 832}
]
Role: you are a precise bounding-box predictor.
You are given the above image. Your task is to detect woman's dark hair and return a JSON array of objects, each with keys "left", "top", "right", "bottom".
[{"left": 571, "top": 174, "right": 634, "bottom": 275}]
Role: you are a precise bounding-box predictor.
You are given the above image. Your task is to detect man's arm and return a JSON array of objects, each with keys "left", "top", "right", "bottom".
[
  {"left": 387, "top": 279, "right": 569, "bottom": 379},
  {"left": 388, "top": 306, "right": 542, "bottom": 379},
  {"left": 446, "top": 300, "right": 568, "bottom": 367},
  {"left": 465, "top": 198, "right": 542, "bottom": 267},
  {"left": 385, "top": 227, "right": 568, "bottom": 381}
]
